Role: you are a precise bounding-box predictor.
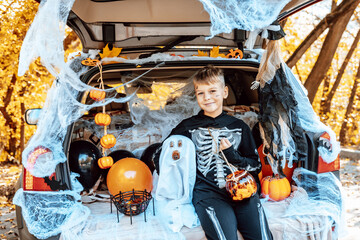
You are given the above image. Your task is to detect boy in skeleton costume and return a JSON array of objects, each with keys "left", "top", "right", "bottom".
[{"left": 155, "top": 66, "right": 272, "bottom": 240}]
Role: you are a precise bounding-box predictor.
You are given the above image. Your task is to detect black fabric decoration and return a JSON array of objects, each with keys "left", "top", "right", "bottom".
[
  {"left": 258, "top": 64, "right": 307, "bottom": 163},
  {"left": 264, "top": 20, "right": 286, "bottom": 40}
]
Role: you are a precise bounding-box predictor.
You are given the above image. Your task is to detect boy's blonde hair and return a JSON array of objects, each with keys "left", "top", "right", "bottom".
[{"left": 193, "top": 65, "right": 225, "bottom": 87}]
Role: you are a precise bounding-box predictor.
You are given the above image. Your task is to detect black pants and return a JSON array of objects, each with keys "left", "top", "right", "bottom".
[{"left": 194, "top": 194, "right": 273, "bottom": 240}]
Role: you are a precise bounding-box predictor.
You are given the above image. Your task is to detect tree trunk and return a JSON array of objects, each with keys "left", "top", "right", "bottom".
[
  {"left": 20, "top": 90, "right": 26, "bottom": 162},
  {"left": 339, "top": 59, "right": 360, "bottom": 144},
  {"left": 319, "top": 74, "right": 331, "bottom": 119},
  {"left": 304, "top": 1, "right": 359, "bottom": 103},
  {"left": 286, "top": 0, "right": 359, "bottom": 68},
  {"left": 0, "top": 74, "right": 18, "bottom": 161},
  {"left": 322, "top": 29, "right": 360, "bottom": 114}
]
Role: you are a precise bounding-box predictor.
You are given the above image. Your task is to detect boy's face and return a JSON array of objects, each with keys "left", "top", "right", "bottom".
[{"left": 194, "top": 80, "right": 228, "bottom": 118}]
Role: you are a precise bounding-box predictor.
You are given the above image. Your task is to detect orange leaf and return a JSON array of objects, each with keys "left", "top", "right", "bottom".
[
  {"left": 99, "top": 44, "right": 122, "bottom": 59},
  {"left": 194, "top": 50, "right": 208, "bottom": 57},
  {"left": 210, "top": 46, "right": 226, "bottom": 58}
]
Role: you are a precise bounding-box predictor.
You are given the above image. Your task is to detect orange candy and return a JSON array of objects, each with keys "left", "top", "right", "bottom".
[{"left": 106, "top": 157, "right": 153, "bottom": 196}]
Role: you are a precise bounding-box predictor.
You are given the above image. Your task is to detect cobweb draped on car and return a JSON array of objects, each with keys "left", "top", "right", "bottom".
[
  {"left": 198, "top": 0, "right": 290, "bottom": 38},
  {"left": 262, "top": 168, "right": 345, "bottom": 240},
  {"left": 13, "top": 173, "right": 90, "bottom": 239}
]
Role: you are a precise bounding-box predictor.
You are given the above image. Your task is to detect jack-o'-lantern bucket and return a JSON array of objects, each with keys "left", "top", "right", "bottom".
[{"left": 225, "top": 170, "right": 258, "bottom": 201}]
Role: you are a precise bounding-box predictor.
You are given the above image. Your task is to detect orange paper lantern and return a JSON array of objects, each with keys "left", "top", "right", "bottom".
[
  {"left": 261, "top": 175, "right": 291, "bottom": 201},
  {"left": 100, "top": 134, "right": 116, "bottom": 149},
  {"left": 89, "top": 89, "right": 106, "bottom": 101},
  {"left": 95, "top": 113, "right": 111, "bottom": 126},
  {"left": 98, "top": 156, "right": 114, "bottom": 169},
  {"left": 106, "top": 157, "right": 153, "bottom": 196}
]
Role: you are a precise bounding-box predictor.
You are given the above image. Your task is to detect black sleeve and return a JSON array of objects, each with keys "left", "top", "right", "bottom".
[{"left": 222, "top": 123, "right": 261, "bottom": 173}]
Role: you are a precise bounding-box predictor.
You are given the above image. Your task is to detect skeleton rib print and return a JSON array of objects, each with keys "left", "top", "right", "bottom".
[{"left": 190, "top": 127, "right": 242, "bottom": 188}]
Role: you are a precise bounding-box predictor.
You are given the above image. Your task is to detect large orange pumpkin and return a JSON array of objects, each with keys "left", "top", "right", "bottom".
[
  {"left": 98, "top": 156, "right": 114, "bottom": 169},
  {"left": 100, "top": 134, "right": 116, "bottom": 149},
  {"left": 95, "top": 113, "right": 111, "bottom": 126},
  {"left": 258, "top": 144, "right": 297, "bottom": 183},
  {"left": 89, "top": 89, "right": 106, "bottom": 101},
  {"left": 261, "top": 175, "right": 291, "bottom": 201},
  {"left": 106, "top": 157, "right": 153, "bottom": 196}
]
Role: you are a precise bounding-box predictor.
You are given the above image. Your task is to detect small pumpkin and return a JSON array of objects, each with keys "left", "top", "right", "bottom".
[
  {"left": 261, "top": 175, "right": 291, "bottom": 201},
  {"left": 90, "top": 89, "right": 106, "bottom": 101},
  {"left": 98, "top": 156, "right": 114, "bottom": 169},
  {"left": 100, "top": 134, "right": 116, "bottom": 149},
  {"left": 95, "top": 113, "right": 111, "bottom": 126}
]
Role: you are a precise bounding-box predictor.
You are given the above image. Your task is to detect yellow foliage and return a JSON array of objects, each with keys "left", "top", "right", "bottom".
[
  {"left": 194, "top": 49, "right": 209, "bottom": 57},
  {"left": 210, "top": 46, "right": 226, "bottom": 58},
  {"left": 193, "top": 47, "right": 226, "bottom": 58},
  {"left": 0, "top": 0, "right": 80, "bottom": 162},
  {"left": 281, "top": 5, "right": 360, "bottom": 145}
]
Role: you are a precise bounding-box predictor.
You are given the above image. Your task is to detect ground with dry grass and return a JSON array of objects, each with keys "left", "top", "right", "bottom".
[{"left": 0, "top": 158, "right": 359, "bottom": 240}]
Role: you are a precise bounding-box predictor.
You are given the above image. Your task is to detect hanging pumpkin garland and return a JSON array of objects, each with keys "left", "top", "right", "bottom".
[
  {"left": 90, "top": 89, "right": 106, "bottom": 101},
  {"left": 91, "top": 62, "right": 115, "bottom": 169}
]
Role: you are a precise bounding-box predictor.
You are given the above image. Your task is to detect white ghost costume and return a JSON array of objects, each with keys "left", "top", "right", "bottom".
[{"left": 153, "top": 135, "right": 200, "bottom": 232}]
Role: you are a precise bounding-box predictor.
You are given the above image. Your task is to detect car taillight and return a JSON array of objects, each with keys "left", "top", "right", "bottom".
[
  {"left": 23, "top": 146, "right": 57, "bottom": 191},
  {"left": 23, "top": 168, "right": 56, "bottom": 191},
  {"left": 317, "top": 132, "right": 340, "bottom": 173}
]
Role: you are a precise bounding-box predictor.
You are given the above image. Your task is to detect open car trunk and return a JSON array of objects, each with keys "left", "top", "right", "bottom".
[{"left": 67, "top": 0, "right": 323, "bottom": 51}]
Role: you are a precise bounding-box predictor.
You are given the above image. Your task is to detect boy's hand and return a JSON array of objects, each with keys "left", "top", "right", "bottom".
[{"left": 220, "top": 138, "right": 232, "bottom": 151}]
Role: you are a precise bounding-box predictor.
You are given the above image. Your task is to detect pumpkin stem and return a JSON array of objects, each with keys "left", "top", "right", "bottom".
[{"left": 277, "top": 163, "right": 287, "bottom": 179}]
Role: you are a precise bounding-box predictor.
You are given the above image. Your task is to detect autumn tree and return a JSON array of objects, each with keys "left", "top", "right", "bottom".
[
  {"left": 282, "top": 1, "right": 360, "bottom": 145},
  {"left": 0, "top": 0, "right": 80, "bottom": 163}
]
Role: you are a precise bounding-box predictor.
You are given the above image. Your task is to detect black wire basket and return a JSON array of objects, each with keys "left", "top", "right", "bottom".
[{"left": 110, "top": 189, "right": 155, "bottom": 224}]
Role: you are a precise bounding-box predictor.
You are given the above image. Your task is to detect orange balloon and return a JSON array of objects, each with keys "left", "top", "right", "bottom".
[{"left": 106, "top": 157, "right": 153, "bottom": 196}]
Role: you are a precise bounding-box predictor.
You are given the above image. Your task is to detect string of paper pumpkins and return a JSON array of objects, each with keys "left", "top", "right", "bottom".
[{"left": 89, "top": 63, "right": 115, "bottom": 170}]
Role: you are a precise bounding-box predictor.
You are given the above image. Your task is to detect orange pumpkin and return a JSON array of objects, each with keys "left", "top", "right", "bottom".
[
  {"left": 98, "top": 156, "right": 114, "bottom": 169},
  {"left": 89, "top": 89, "right": 106, "bottom": 101},
  {"left": 100, "top": 134, "right": 116, "bottom": 149},
  {"left": 261, "top": 175, "right": 291, "bottom": 201},
  {"left": 95, "top": 113, "right": 111, "bottom": 126}
]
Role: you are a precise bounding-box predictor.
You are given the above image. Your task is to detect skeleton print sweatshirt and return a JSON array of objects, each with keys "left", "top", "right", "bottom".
[{"left": 159, "top": 110, "right": 261, "bottom": 204}]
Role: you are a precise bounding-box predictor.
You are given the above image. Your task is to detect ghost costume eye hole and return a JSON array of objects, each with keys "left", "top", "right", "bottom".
[
  {"left": 172, "top": 150, "right": 180, "bottom": 160},
  {"left": 178, "top": 140, "right": 182, "bottom": 147},
  {"left": 170, "top": 141, "right": 174, "bottom": 147}
]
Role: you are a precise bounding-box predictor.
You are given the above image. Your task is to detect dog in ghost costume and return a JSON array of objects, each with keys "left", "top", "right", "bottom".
[{"left": 153, "top": 135, "right": 200, "bottom": 232}]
